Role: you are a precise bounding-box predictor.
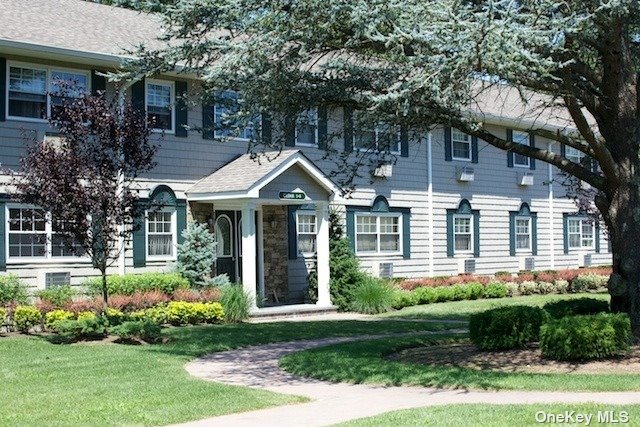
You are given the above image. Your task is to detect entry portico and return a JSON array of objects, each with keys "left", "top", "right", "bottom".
[{"left": 186, "top": 150, "right": 342, "bottom": 310}]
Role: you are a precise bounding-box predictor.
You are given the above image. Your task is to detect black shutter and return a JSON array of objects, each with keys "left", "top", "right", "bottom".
[
  {"left": 261, "top": 113, "right": 272, "bottom": 144},
  {"left": 560, "top": 143, "right": 566, "bottom": 158},
  {"left": 343, "top": 106, "right": 353, "bottom": 153},
  {"left": 175, "top": 81, "right": 188, "bottom": 137},
  {"left": 285, "top": 114, "right": 296, "bottom": 147},
  {"left": 132, "top": 207, "right": 146, "bottom": 267},
  {"left": 287, "top": 206, "right": 298, "bottom": 259},
  {"left": 318, "top": 105, "right": 328, "bottom": 149},
  {"left": 0, "top": 201, "right": 5, "bottom": 270},
  {"left": 400, "top": 126, "right": 409, "bottom": 157},
  {"left": 0, "top": 57, "right": 6, "bottom": 122},
  {"left": 529, "top": 133, "right": 536, "bottom": 170},
  {"left": 131, "top": 78, "right": 146, "bottom": 114},
  {"left": 444, "top": 127, "right": 452, "bottom": 161},
  {"left": 507, "top": 129, "right": 514, "bottom": 168},
  {"left": 202, "top": 95, "right": 214, "bottom": 140},
  {"left": 471, "top": 135, "right": 479, "bottom": 163},
  {"left": 346, "top": 208, "right": 356, "bottom": 252},
  {"left": 91, "top": 70, "right": 106, "bottom": 96}
]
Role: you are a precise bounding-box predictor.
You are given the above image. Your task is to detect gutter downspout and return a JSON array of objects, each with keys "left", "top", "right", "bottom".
[
  {"left": 427, "top": 130, "right": 434, "bottom": 277},
  {"left": 547, "top": 141, "right": 555, "bottom": 270}
]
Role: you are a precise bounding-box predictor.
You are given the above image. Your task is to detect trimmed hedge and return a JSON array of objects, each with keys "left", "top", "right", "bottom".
[
  {"left": 544, "top": 298, "right": 609, "bottom": 319},
  {"left": 130, "top": 301, "right": 224, "bottom": 326},
  {"left": 109, "top": 320, "right": 162, "bottom": 343},
  {"left": 469, "top": 305, "right": 549, "bottom": 350},
  {"left": 84, "top": 273, "right": 189, "bottom": 296},
  {"left": 56, "top": 317, "right": 108, "bottom": 341},
  {"left": 392, "top": 282, "right": 508, "bottom": 309},
  {"left": 540, "top": 313, "right": 631, "bottom": 361}
]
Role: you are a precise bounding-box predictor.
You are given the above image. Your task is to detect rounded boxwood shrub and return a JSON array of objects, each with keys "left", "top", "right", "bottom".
[
  {"left": 469, "top": 305, "right": 549, "bottom": 350},
  {"left": 391, "top": 290, "right": 419, "bottom": 309},
  {"left": 415, "top": 287, "right": 437, "bottom": 304},
  {"left": 13, "top": 306, "right": 42, "bottom": 333},
  {"left": 544, "top": 298, "right": 609, "bottom": 319},
  {"left": 351, "top": 277, "right": 394, "bottom": 314},
  {"left": 45, "top": 309, "right": 75, "bottom": 331},
  {"left": 540, "top": 313, "right": 631, "bottom": 361},
  {"left": 484, "top": 282, "right": 508, "bottom": 299}
]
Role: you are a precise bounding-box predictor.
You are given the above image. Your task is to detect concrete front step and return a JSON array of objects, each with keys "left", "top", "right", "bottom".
[{"left": 249, "top": 304, "right": 338, "bottom": 321}]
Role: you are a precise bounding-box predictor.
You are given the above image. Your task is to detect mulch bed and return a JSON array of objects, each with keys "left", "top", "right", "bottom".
[{"left": 387, "top": 340, "right": 640, "bottom": 374}]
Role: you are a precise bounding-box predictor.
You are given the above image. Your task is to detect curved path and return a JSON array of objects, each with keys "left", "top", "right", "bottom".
[{"left": 177, "top": 334, "right": 640, "bottom": 427}]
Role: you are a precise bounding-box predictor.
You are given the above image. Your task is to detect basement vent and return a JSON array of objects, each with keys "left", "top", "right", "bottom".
[
  {"left": 464, "top": 259, "right": 476, "bottom": 274},
  {"left": 379, "top": 262, "right": 393, "bottom": 279},
  {"left": 583, "top": 254, "right": 592, "bottom": 267},
  {"left": 45, "top": 272, "right": 71, "bottom": 289},
  {"left": 524, "top": 257, "right": 535, "bottom": 271}
]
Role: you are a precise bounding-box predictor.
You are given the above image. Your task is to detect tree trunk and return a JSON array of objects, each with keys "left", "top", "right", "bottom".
[{"left": 100, "top": 267, "right": 109, "bottom": 313}]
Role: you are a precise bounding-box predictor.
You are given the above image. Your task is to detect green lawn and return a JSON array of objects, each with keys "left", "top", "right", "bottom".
[
  {"left": 0, "top": 319, "right": 453, "bottom": 426},
  {"left": 381, "top": 293, "right": 609, "bottom": 321},
  {"left": 338, "top": 404, "right": 640, "bottom": 426},
  {"left": 280, "top": 333, "right": 640, "bottom": 392}
]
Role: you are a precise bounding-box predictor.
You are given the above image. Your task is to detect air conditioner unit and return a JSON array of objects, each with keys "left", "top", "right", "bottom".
[
  {"left": 379, "top": 262, "right": 393, "bottom": 279},
  {"left": 373, "top": 164, "right": 393, "bottom": 178},
  {"left": 456, "top": 166, "right": 475, "bottom": 182},
  {"left": 45, "top": 272, "right": 71, "bottom": 289},
  {"left": 519, "top": 172, "right": 534, "bottom": 186},
  {"left": 43, "top": 132, "right": 63, "bottom": 149},
  {"left": 523, "top": 257, "right": 535, "bottom": 271},
  {"left": 583, "top": 254, "right": 592, "bottom": 267},
  {"left": 463, "top": 259, "right": 476, "bottom": 274}
]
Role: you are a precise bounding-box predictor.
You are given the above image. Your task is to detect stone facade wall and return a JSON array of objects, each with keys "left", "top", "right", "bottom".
[{"left": 262, "top": 205, "right": 289, "bottom": 303}]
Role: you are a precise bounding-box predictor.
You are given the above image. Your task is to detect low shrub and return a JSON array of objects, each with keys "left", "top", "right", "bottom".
[
  {"left": 64, "top": 299, "right": 102, "bottom": 314},
  {"left": 35, "top": 286, "right": 75, "bottom": 307},
  {"left": 104, "top": 308, "right": 126, "bottom": 326},
  {"left": 351, "top": 278, "right": 394, "bottom": 314},
  {"left": 553, "top": 280, "right": 569, "bottom": 294},
  {"left": 505, "top": 282, "right": 519, "bottom": 297},
  {"left": 518, "top": 280, "right": 538, "bottom": 296},
  {"left": 108, "top": 291, "right": 170, "bottom": 312},
  {"left": 45, "top": 309, "right": 75, "bottom": 331},
  {"left": 55, "top": 317, "right": 108, "bottom": 341},
  {"left": 571, "top": 274, "right": 609, "bottom": 292},
  {"left": 171, "top": 288, "right": 200, "bottom": 302},
  {"left": 544, "top": 298, "right": 610, "bottom": 319},
  {"left": 0, "top": 275, "right": 28, "bottom": 306},
  {"left": 466, "top": 282, "right": 485, "bottom": 300},
  {"left": 540, "top": 313, "right": 631, "bottom": 361},
  {"left": 13, "top": 306, "right": 42, "bottom": 333},
  {"left": 220, "top": 285, "right": 252, "bottom": 322},
  {"left": 484, "top": 282, "right": 508, "bottom": 299},
  {"left": 538, "top": 281, "right": 555, "bottom": 295},
  {"left": 469, "top": 305, "right": 549, "bottom": 350},
  {"left": 77, "top": 311, "right": 97, "bottom": 322},
  {"left": 516, "top": 271, "right": 536, "bottom": 282},
  {"left": 109, "top": 320, "right": 162, "bottom": 343},
  {"left": 35, "top": 299, "right": 56, "bottom": 314},
  {"left": 164, "top": 301, "right": 225, "bottom": 325},
  {"left": 84, "top": 272, "right": 189, "bottom": 296},
  {"left": 199, "top": 287, "right": 222, "bottom": 302},
  {"left": 414, "top": 287, "right": 437, "bottom": 304},
  {"left": 0, "top": 307, "right": 6, "bottom": 326},
  {"left": 391, "top": 290, "right": 419, "bottom": 309}
]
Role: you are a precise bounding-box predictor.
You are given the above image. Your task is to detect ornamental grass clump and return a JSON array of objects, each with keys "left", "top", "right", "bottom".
[
  {"left": 469, "top": 305, "right": 549, "bottom": 350},
  {"left": 220, "top": 284, "right": 252, "bottom": 322},
  {"left": 351, "top": 277, "right": 394, "bottom": 314},
  {"left": 540, "top": 313, "right": 631, "bottom": 361}
]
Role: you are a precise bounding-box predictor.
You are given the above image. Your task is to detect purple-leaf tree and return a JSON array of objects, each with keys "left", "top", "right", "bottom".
[{"left": 12, "top": 90, "right": 158, "bottom": 308}]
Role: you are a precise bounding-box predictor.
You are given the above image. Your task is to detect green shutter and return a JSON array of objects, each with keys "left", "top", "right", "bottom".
[
  {"left": 471, "top": 135, "right": 479, "bottom": 163},
  {"left": 446, "top": 210, "right": 454, "bottom": 257},
  {"left": 0, "top": 57, "right": 6, "bottom": 122},
  {"left": 560, "top": 143, "right": 566, "bottom": 158},
  {"left": 343, "top": 107, "right": 353, "bottom": 153},
  {"left": 595, "top": 221, "right": 601, "bottom": 253},
  {"left": 400, "top": 126, "right": 409, "bottom": 157},
  {"left": 473, "top": 211, "right": 480, "bottom": 258},
  {"left": 529, "top": 133, "right": 536, "bottom": 170},
  {"left": 507, "top": 129, "right": 514, "bottom": 168},
  {"left": 563, "top": 213, "right": 569, "bottom": 254},
  {"left": 285, "top": 114, "right": 296, "bottom": 147},
  {"left": 131, "top": 78, "right": 145, "bottom": 114},
  {"left": 175, "top": 81, "right": 188, "bottom": 137},
  {"left": 0, "top": 201, "right": 5, "bottom": 271},
  {"left": 202, "top": 99, "right": 214, "bottom": 140},
  {"left": 132, "top": 207, "right": 146, "bottom": 267},
  {"left": 402, "top": 210, "right": 410, "bottom": 259},
  {"left": 287, "top": 206, "right": 298, "bottom": 259},
  {"left": 261, "top": 113, "right": 272, "bottom": 145},
  {"left": 346, "top": 209, "right": 356, "bottom": 252},
  {"left": 177, "top": 200, "right": 187, "bottom": 244},
  {"left": 444, "top": 127, "right": 452, "bottom": 161},
  {"left": 531, "top": 213, "right": 538, "bottom": 256},
  {"left": 509, "top": 212, "right": 516, "bottom": 256},
  {"left": 318, "top": 105, "right": 328, "bottom": 149},
  {"left": 91, "top": 70, "right": 106, "bottom": 96}
]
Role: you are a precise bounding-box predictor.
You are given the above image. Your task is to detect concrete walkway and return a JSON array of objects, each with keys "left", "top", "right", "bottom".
[{"left": 177, "top": 334, "right": 640, "bottom": 427}]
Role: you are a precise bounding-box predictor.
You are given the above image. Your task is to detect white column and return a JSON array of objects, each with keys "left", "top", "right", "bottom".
[
  {"left": 427, "top": 131, "right": 434, "bottom": 277},
  {"left": 548, "top": 142, "right": 555, "bottom": 269},
  {"left": 241, "top": 202, "right": 258, "bottom": 309},
  {"left": 256, "top": 207, "right": 265, "bottom": 303},
  {"left": 316, "top": 202, "right": 331, "bottom": 307}
]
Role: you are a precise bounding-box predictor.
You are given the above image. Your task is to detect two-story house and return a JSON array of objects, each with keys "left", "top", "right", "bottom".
[{"left": 0, "top": 0, "right": 611, "bottom": 308}]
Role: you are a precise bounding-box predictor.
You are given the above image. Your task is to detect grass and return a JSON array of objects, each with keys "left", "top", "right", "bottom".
[
  {"left": 280, "top": 333, "right": 640, "bottom": 392},
  {"left": 0, "top": 319, "right": 454, "bottom": 426},
  {"left": 381, "top": 293, "right": 609, "bottom": 321},
  {"left": 339, "top": 404, "right": 640, "bottom": 426}
]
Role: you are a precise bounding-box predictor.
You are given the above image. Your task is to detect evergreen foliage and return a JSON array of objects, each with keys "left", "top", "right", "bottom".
[{"left": 175, "top": 223, "right": 217, "bottom": 287}]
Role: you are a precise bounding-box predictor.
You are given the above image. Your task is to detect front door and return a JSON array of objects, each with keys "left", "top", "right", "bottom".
[{"left": 215, "top": 211, "right": 241, "bottom": 282}]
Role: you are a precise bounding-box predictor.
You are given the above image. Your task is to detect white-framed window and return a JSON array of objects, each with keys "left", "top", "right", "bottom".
[
  {"left": 354, "top": 112, "right": 400, "bottom": 153},
  {"left": 146, "top": 80, "right": 174, "bottom": 132},
  {"left": 515, "top": 216, "right": 532, "bottom": 251},
  {"left": 7, "top": 62, "right": 89, "bottom": 121},
  {"left": 565, "top": 145, "right": 586, "bottom": 164},
  {"left": 512, "top": 130, "right": 530, "bottom": 167},
  {"left": 296, "top": 212, "right": 317, "bottom": 254},
  {"left": 355, "top": 213, "right": 402, "bottom": 255},
  {"left": 567, "top": 217, "right": 595, "bottom": 249},
  {"left": 295, "top": 108, "right": 318, "bottom": 146},
  {"left": 214, "top": 90, "right": 256, "bottom": 140},
  {"left": 453, "top": 214, "right": 473, "bottom": 253},
  {"left": 6, "top": 206, "right": 84, "bottom": 260},
  {"left": 215, "top": 215, "right": 233, "bottom": 257},
  {"left": 451, "top": 129, "right": 471, "bottom": 161},
  {"left": 146, "top": 208, "right": 176, "bottom": 259}
]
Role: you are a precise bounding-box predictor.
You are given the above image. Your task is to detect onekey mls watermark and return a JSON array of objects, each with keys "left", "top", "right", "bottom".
[{"left": 535, "top": 410, "right": 630, "bottom": 425}]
